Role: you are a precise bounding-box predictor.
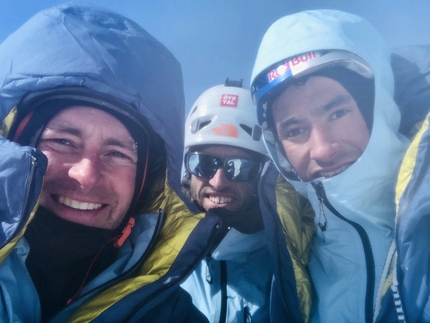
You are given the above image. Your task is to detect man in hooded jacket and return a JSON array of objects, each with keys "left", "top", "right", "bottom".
[
  {"left": 250, "top": 10, "right": 409, "bottom": 323},
  {"left": 0, "top": 4, "right": 223, "bottom": 322},
  {"left": 180, "top": 80, "right": 310, "bottom": 322},
  {"left": 180, "top": 80, "right": 315, "bottom": 323}
]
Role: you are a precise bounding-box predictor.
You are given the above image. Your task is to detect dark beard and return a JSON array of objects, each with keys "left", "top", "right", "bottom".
[{"left": 208, "top": 198, "right": 264, "bottom": 234}]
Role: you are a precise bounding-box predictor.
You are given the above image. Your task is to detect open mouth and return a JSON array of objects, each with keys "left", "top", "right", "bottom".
[
  {"left": 58, "top": 196, "right": 103, "bottom": 211},
  {"left": 208, "top": 196, "right": 234, "bottom": 205}
]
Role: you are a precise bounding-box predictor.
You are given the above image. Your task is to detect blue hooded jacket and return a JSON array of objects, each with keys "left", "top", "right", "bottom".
[
  {"left": 251, "top": 10, "right": 409, "bottom": 323},
  {"left": 0, "top": 4, "right": 223, "bottom": 322}
]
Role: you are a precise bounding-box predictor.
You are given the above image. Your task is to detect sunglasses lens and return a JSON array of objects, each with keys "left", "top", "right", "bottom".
[
  {"left": 187, "top": 154, "right": 218, "bottom": 178},
  {"left": 187, "top": 153, "right": 261, "bottom": 182},
  {"left": 224, "top": 158, "right": 261, "bottom": 181}
]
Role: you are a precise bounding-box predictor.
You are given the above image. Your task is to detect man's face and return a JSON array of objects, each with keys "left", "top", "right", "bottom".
[
  {"left": 37, "top": 106, "right": 138, "bottom": 230},
  {"left": 272, "top": 75, "right": 370, "bottom": 182},
  {"left": 189, "top": 145, "right": 258, "bottom": 212}
]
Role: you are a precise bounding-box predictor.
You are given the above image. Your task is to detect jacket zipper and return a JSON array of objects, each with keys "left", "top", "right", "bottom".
[
  {"left": 217, "top": 260, "right": 254, "bottom": 323},
  {"left": 244, "top": 306, "right": 253, "bottom": 323},
  {"left": 312, "top": 182, "right": 375, "bottom": 323},
  {"left": 51, "top": 208, "right": 167, "bottom": 321},
  {"left": 219, "top": 260, "right": 227, "bottom": 323},
  {"left": 0, "top": 155, "right": 38, "bottom": 249}
]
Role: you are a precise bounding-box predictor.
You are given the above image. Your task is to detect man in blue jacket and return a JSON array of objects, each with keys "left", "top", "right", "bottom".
[
  {"left": 0, "top": 4, "right": 218, "bottom": 322},
  {"left": 180, "top": 80, "right": 315, "bottom": 323},
  {"left": 180, "top": 80, "right": 272, "bottom": 322},
  {"left": 250, "top": 10, "right": 409, "bottom": 323}
]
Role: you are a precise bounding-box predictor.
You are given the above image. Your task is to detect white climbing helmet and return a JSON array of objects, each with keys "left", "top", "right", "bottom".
[{"left": 185, "top": 79, "right": 267, "bottom": 156}]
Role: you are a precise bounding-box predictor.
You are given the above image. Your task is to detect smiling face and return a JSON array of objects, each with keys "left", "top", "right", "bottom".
[
  {"left": 36, "top": 106, "right": 138, "bottom": 229},
  {"left": 272, "top": 75, "right": 370, "bottom": 182},
  {"left": 189, "top": 145, "right": 258, "bottom": 212}
]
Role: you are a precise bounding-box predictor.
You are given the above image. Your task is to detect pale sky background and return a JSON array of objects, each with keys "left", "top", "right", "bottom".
[{"left": 1, "top": 0, "right": 429, "bottom": 115}]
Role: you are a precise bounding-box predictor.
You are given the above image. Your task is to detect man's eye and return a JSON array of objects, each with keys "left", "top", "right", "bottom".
[
  {"left": 110, "top": 151, "right": 127, "bottom": 158},
  {"left": 39, "top": 137, "right": 73, "bottom": 147},
  {"left": 285, "top": 128, "right": 303, "bottom": 138},
  {"left": 332, "top": 109, "right": 348, "bottom": 120},
  {"left": 53, "top": 138, "right": 71, "bottom": 145},
  {"left": 106, "top": 151, "right": 137, "bottom": 164}
]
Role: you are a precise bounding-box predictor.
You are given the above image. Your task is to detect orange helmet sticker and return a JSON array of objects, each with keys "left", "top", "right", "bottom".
[{"left": 211, "top": 123, "right": 239, "bottom": 137}]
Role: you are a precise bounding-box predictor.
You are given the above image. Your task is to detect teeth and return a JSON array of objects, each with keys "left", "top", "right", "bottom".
[
  {"left": 209, "top": 196, "right": 233, "bottom": 204},
  {"left": 320, "top": 164, "right": 350, "bottom": 178},
  {"left": 58, "top": 196, "right": 102, "bottom": 210}
]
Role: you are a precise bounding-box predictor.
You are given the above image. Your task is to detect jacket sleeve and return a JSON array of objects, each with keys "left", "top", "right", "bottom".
[
  {"left": 0, "top": 137, "right": 46, "bottom": 263},
  {"left": 275, "top": 174, "right": 315, "bottom": 323},
  {"left": 394, "top": 114, "right": 430, "bottom": 322},
  {"left": 0, "top": 137, "right": 47, "bottom": 323},
  {"left": 136, "top": 287, "right": 209, "bottom": 323},
  {"left": 259, "top": 162, "right": 315, "bottom": 323}
]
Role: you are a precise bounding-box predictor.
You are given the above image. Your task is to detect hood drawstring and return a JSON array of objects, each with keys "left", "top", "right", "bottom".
[{"left": 113, "top": 217, "right": 136, "bottom": 248}]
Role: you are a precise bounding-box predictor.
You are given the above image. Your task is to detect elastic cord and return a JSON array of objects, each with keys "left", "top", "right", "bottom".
[{"left": 13, "top": 111, "right": 34, "bottom": 142}]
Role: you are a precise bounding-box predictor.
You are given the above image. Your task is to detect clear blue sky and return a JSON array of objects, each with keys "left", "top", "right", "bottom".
[{"left": 1, "top": 0, "right": 429, "bottom": 115}]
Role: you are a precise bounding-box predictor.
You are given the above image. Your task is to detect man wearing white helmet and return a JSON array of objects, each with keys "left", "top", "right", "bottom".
[
  {"left": 250, "top": 10, "right": 409, "bottom": 323},
  {"left": 181, "top": 79, "right": 315, "bottom": 323}
]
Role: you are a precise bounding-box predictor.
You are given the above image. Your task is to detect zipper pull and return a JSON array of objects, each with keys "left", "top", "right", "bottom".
[
  {"left": 205, "top": 257, "right": 213, "bottom": 284},
  {"left": 244, "top": 305, "right": 254, "bottom": 323},
  {"left": 313, "top": 182, "right": 328, "bottom": 231}
]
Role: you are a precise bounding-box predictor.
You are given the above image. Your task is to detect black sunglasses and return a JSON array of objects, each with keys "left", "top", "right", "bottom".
[{"left": 186, "top": 152, "right": 262, "bottom": 182}]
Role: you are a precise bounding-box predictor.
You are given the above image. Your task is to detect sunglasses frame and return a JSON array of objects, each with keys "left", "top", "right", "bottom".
[{"left": 185, "top": 152, "right": 263, "bottom": 182}]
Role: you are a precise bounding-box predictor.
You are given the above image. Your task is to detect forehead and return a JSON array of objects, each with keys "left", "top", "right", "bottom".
[
  {"left": 196, "top": 144, "right": 255, "bottom": 159},
  {"left": 272, "top": 75, "right": 356, "bottom": 119},
  {"left": 45, "top": 106, "right": 132, "bottom": 139}
]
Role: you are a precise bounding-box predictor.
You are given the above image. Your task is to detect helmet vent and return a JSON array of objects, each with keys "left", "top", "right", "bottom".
[
  {"left": 190, "top": 118, "right": 211, "bottom": 134},
  {"left": 189, "top": 105, "right": 198, "bottom": 116},
  {"left": 198, "top": 120, "right": 211, "bottom": 130},
  {"left": 240, "top": 124, "right": 252, "bottom": 136},
  {"left": 252, "top": 125, "right": 262, "bottom": 141}
]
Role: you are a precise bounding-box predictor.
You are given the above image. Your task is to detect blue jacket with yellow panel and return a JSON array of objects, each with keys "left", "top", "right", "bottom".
[
  {"left": 0, "top": 4, "right": 314, "bottom": 323},
  {"left": 252, "top": 10, "right": 409, "bottom": 323},
  {"left": 372, "top": 45, "right": 430, "bottom": 323},
  {"left": 0, "top": 4, "right": 222, "bottom": 322},
  {"left": 374, "top": 114, "right": 430, "bottom": 323}
]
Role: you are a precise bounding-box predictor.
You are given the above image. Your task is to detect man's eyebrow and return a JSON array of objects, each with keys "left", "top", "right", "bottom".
[
  {"left": 43, "top": 123, "right": 82, "bottom": 137},
  {"left": 277, "top": 117, "right": 300, "bottom": 131},
  {"left": 105, "top": 138, "right": 138, "bottom": 152},
  {"left": 320, "top": 94, "right": 354, "bottom": 113},
  {"left": 276, "top": 95, "right": 354, "bottom": 131},
  {"left": 43, "top": 123, "right": 137, "bottom": 152}
]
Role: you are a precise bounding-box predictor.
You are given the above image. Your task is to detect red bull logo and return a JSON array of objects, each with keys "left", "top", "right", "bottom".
[{"left": 267, "top": 51, "right": 318, "bottom": 82}]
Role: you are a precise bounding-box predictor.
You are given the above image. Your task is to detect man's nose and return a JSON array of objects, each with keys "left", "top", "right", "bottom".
[
  {"left": 68, "top": 157, "right": 101, "bottom": 190},
  {"left": 309, "top": 126, "right": 340, "bottom": 164},
  {"left": 208, "top": 167, "right": 230, "bottom": 190}
]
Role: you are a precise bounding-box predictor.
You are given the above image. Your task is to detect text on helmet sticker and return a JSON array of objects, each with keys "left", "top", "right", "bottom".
[
  {"left": 211, "top": 123, "right": 239, "bottom": 137},
  {"left": 220, "top": 94, "right": 239, "bottom": 107},
  {"left": 267, "top": 51, "right": 318, "bottom": 83}
]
